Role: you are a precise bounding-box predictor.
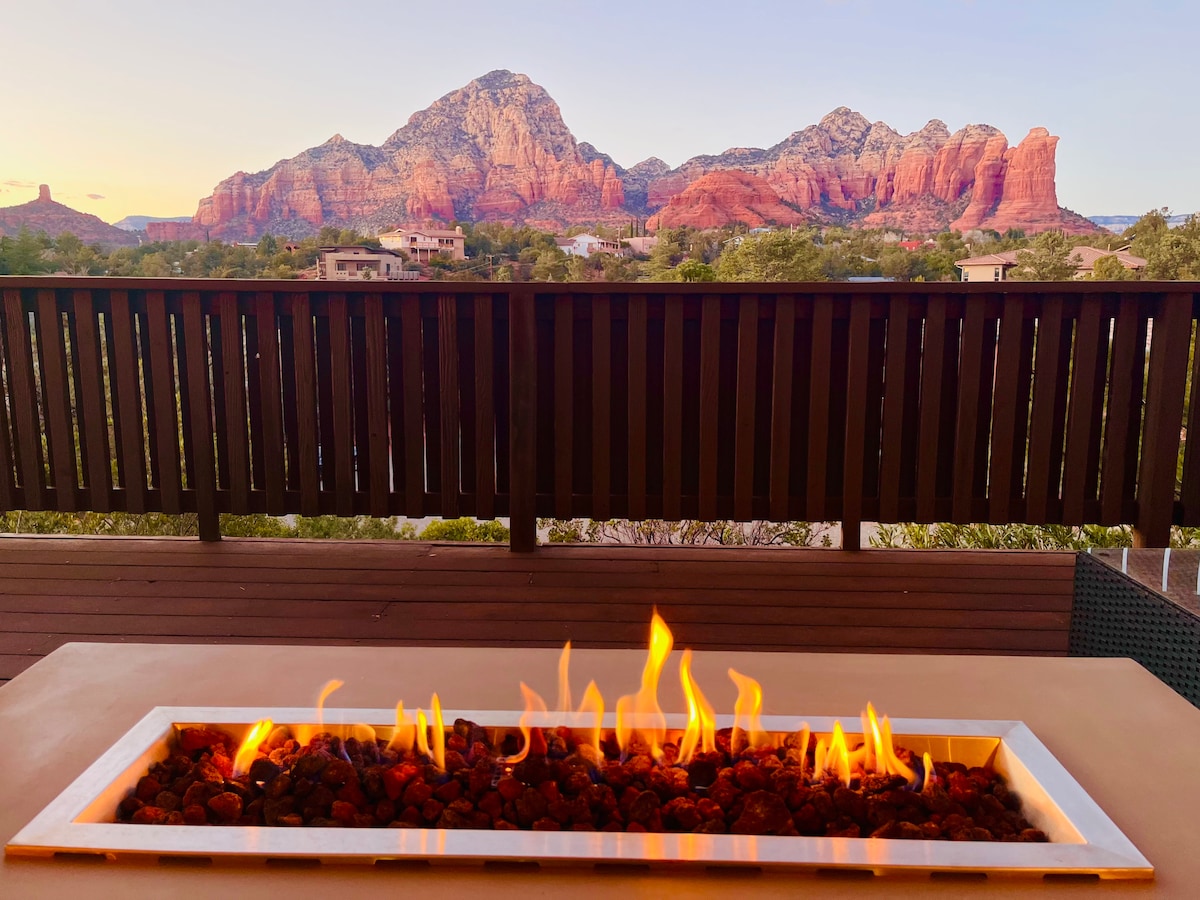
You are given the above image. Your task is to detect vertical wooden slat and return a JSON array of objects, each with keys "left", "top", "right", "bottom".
[
  {"left": 841, "top": 297, "right": 871, "bottom": 549},
  {"left": 328, "top": 293, "right": 355, "bottom": 516},
  {"left": 255, "top": 294, "right": 285, "bottom": 514},
  {"left": 591, "top": 296, "right": 612, "bottom": 519},
  {"left": 351, "top": 315, "right": 372, "bottom": 496},
  {"left": 1100, "top": 294, "right": 1141, "bottom": 523},
  {"left": 474, "top": 293, "right": 495, "bottom": 519},
  {"left": 877, "top": 295, "right": 910, "bottom": 522},
  {"left": 662, "top": 296, "right": 684, "bottom": 520},
  {"left": 1181, "top": 311, "right": 1200, "bottom": 522},
  {"left": 35, "top": 290, "right": 77, "bottom": 510},
  {"left": 1025, "top": 295, "right": 1067, "bottom": 524},
  {"left": 144, "top": 291, "right": 182, "bottom": 514},
  {"left": 106, "top": 292, "right": 145, "bottom": 513},
  {"left": 1136, "top": 293, "right": 1192, "bottom": 546},
  {"left": 101, "top": 310, "right": 126, "bottom": 489},
  {"left": 627, "top": 293, "right": 648, "bottom": 520},
  {"left": 1062, "top": 296, "right": 1104, "bottom": 523},
  {"left": 806, "top": 295, "right": 834, "bottom": 521},
  {"left": 915, "top": 295, "right": 949, "bottom": 522},
  {"left": 0, "top": 299, "right": 15, "bottom": 510},
  {"left": 698, "top": 295, "right": 721, "bottom": 521},
  {"left": 219, "top": 293, "right": 250, "bottom": 514},
  {"left": 509, "top": 291, "right": 537, "bottom": 551},
  {"left": 951, "top": 295, "right": 986, "bottom": 523},
  {"left": 553, "top": 295, "right": 574, "bottom": 519},
  {"left": 768, "top": 294, "right": 796, "bottom": 522},
  {"left": 437, "top": 294, "right": 461, "bottom": 518},
  {"left": 2, "top": 290, "right": 45, "bottom": 509},
  {"left": 365, "top": 294, "right": 390, "bottom": 518},
  {"left": 733, "top": 294, "right": 759, "bottom": 521},
  {"left": 289, "top": 294, "right": 320, "bottom": 516},
  {"left": 400, "top": 297, "right": 425, "bottom": 517},
  {"left": 71, "top": 291, "right": 111, "bottom": 511},
  {"left": 987, "top": 295, "right": 1025, "bottom": 523},
  {"left": 181, "top": 297, "right": 219, "bottom": 539}
]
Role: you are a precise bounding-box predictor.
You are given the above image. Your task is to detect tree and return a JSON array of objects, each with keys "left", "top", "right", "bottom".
[
  {"left": 716, "top": 229, "right": 824, "bottom": 282},
  {"left": 256, "top": 234, "right": 278, "bottom": 257},
  {"left": 0, "top": 227, "right": 52, "bottom": 274},
  {"left": 675, "top": 258, "right": 716, "bottom": 282},
  {"left": 1006, "top": 230, "right": 1079, "bottom": 281},
  {"left": 1090, "top": 254, "right": 1137, "bottom": 281}
]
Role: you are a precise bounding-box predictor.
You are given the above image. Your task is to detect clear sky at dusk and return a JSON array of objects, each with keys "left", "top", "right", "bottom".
[{"left": 2, "top": 0, "right": 1196, "bottom": 224}]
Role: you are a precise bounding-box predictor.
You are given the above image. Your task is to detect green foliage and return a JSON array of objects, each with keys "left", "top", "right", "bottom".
[
  {"left": 1089, "top": 254, "right": 1137, "bottom": 281},
  {"left": 0, "top": 227, "right": 53, "bottom": 274},
  {"left": 675, "top": 259, "right": 716, "bottom": 282},
  {"left": 1006, "top": 231, "right": 1079, "bottom": 281},
  {"left": 870, "top": 523, "right": 1135, "bottom": 549},
  {"left": 716, "top": 229, "right": 824, "bottom": 282},
  {"left": 419, "top": 518, "right": 509, "bottom": 542},
  {"left": 540, "top": 518, "right": 831, "bottom": 547}
]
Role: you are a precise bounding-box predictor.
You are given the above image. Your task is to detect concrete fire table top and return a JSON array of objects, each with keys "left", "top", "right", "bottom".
[{"left": 2, "top": 642, "right": 1196, "bottom": 897}]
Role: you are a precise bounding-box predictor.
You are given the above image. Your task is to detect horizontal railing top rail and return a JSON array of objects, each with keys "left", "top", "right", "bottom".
[{"left": 1, "top": 277, "right": 1198, "bottom": 549}]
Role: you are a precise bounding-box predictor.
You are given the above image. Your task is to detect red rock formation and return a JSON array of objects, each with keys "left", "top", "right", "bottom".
[
  {"left": 646, "top": 170, "right": 809, "bottom": 231},
  {"left": 189, "top": 71, "right": 1091, "bottom": 238},
  {"left": 146, "top": 221, "right": 207, "bottom": 242},
  {"left": 0, "top": 185, "right": 139, "bottom": 247}
]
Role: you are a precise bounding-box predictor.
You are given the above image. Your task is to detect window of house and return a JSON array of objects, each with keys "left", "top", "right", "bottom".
[
  {"left": 994, "top": 267, "right": 1002, "bottom": 281},
  {"left": 336, "top": 262, "right": 346, "bottom": 271},
  {"left": 962, "top": 270, "right": 969, "bottom": 282}
]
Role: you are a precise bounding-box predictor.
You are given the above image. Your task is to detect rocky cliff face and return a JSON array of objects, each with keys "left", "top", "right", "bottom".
[
  {"left": 191, "top": 71, "right": 1092, "bottom": 238},
  {"left": 0, "top": 185, "right": 139, "bottom": 247},
  {"left": 647, "top": 170, "right": 810, "bottom": 231}
]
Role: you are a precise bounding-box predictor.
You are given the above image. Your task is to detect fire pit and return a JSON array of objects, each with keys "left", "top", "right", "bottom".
[{"left": 6, "top": 615, "right": 1151, "bottom": 879}]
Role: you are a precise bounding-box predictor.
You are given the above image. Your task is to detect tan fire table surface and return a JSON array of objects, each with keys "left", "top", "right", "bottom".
[{"left": 2, "top": 642, "right": 1198, "bottom": 898}]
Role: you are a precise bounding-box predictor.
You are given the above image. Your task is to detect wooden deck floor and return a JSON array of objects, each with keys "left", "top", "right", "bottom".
[{"left": 0, "top": 537, "right": 1078, "bottom": 684}]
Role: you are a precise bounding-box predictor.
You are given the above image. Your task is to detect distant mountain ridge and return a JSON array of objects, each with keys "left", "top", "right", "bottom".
[
  {"left": 1088, "top": 214, "right": 1193, "bottom": 232},
  {"left": 0, "top": 185, "right": 139, "bottom": 247},
  {"left": 191, "top": 69, "right": 1095, "bottom": 239},
  {"left": 113, "top": 215, "right": 192, "bottom": 232}
]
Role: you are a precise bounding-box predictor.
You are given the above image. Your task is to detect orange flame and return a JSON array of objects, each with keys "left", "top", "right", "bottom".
[
  {"left": 557, "top": 641, "right": 572, "bottom": 714},
  {"left": 577, "top": 680, "right": 604, "bottom": 756},
  {"left": 614, "top": 611, "right": 673, "bottom": 758},
  {"left": 877, "top": 709, "right": 916, "bottom": 782},
  {"left": 233, "top": 719, "right": 273, "bottom": 779},
  {"left": 828, "top": 721, "right": 853, "bottom": 787},
  {"left": 415, "top": 708, "right": 431, "bottom": 759},
  {"left": 504, "top": 682, "right": 548, "bottom": 765},
  {"left": 922, "top": 752, "right": 936, "bottom": 793},
  {"left": 429, "top": 693, "right": 446, "bottom": 771},
  {"left": 678, "top": 649, "right": 716, "bottom": 765},
  {"left": 389, "top": 702, "right": 415, "bottom": 753},
  {"left": 728, "top": 668, "right": 766, "bottom": 751},
  {"left": 316, "top": 679, "right": 343, "bottom": 736}
]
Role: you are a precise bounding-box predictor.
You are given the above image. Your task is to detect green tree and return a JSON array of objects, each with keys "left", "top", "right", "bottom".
[
  {"left": 0, "top": 227, "right": 53, "bottom": 274},
  {"left": 716, "top": 229, "right": 824, "bottom": 282},
  {"left": 1089, "top": 254, "right": 1137, "bottom": 281},
  {"left": 256, "top": 234, "right": 278, "bottom": 257},
  {"left": 1007, "top": 231, "right": 1079, "bottom": 281},
  {"left": 675, "top": 258, "right": 716, "bottom": 282}
]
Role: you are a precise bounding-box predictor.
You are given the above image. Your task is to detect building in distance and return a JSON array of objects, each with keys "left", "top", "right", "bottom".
[{"left": 379, "top": 226, "right": 467, "bottom": 262}]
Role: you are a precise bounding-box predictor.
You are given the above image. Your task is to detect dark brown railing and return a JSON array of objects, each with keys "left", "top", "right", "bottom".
[{"left": 1, "top": 278, "right": 1197, "bottom": 549}]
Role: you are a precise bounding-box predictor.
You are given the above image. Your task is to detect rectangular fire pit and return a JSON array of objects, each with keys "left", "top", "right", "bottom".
[{"left": 6, "top": 705, "right": 1152, "bottom": 879}]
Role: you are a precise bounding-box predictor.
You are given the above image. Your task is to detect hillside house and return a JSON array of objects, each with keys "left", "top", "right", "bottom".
[
  {"left": 556, "top": 234, "right": 621, "bottom": 257},
  {"left": 955, "top": 246, "right": 1147, "bottom": 282},
  {"left": 379, "top": 226, "right": 466, "bottom": 262},
  {"left": 316, "top": 245, "right": 416, "bottom": 281}
]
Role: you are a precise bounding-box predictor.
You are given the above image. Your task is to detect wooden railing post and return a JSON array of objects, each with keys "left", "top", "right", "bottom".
[
  {"left": 1135, "top": 293, "right": 1192, "bottom": 547},
  {"left": 508, "top": 292, "right": 537, "bottom": 552},
  {"left": 182, "top": 295, "right": 220, "bottom": 541}
]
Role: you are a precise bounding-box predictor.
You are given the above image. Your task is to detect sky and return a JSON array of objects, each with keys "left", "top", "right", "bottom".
[{"left": 2, "top": 0, "right": 1197, "bottom": 224}]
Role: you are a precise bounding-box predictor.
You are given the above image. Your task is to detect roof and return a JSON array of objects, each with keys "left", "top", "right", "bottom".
[
  {"left": 318, "top": 245, "right": 405, "bottom": 257},
  {"left": 955, "top": 246, "right": 1148, "bottom": 269},
  {"left": 380, "top": 227, "right": 464, "bottom": 239}
]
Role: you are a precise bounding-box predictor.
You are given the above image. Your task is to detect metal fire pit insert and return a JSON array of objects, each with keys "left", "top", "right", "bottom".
[{"left": 6, "top": 706, "right": 1152, "bottom": 879}]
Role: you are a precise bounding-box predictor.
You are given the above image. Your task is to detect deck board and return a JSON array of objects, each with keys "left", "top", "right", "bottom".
[{"left": 0, "top": 537, "right": 1076, "bottom": 683}]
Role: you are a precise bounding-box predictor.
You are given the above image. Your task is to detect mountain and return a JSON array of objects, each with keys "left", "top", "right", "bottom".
[
  {"left": 191, "top": 70, "right": 1094, "bottom": 238},
  {"left": 0, "top": 185, "right": 140, "bottom": 247},
  {"left": 1088, "top": 214, "right": 1193, "bottom": 232},
  {"left": 113, "top": 215, "right": 193, "bottom": 232}
]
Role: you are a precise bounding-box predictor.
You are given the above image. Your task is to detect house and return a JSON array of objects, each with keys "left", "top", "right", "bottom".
[
  {"left": 316, "top": 245, "right": 417, "bottom": 281},
  {"left": 378, "top": 226, "right": 466, "bottom": 262},
  {"left": 954, "top": 246, "right": 1147, "bottom": 282},
  {"left": 623, "top": 235, "right": 659, "bottom": 256},
  {"left": 556, "top": 234, "right": 621, "bottom": 258}
]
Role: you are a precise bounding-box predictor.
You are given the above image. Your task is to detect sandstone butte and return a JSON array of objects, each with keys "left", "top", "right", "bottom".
[
  {"left": 188, "top": 70, "right": 1095, "bottom": 239},
  {"left": 0, "top": 185, "right": 139, "bottom": 247}
]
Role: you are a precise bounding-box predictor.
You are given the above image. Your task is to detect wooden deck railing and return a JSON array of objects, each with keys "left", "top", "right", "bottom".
[{"left": 0, "top": 278, "right": 1197, "bottom": 549}]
